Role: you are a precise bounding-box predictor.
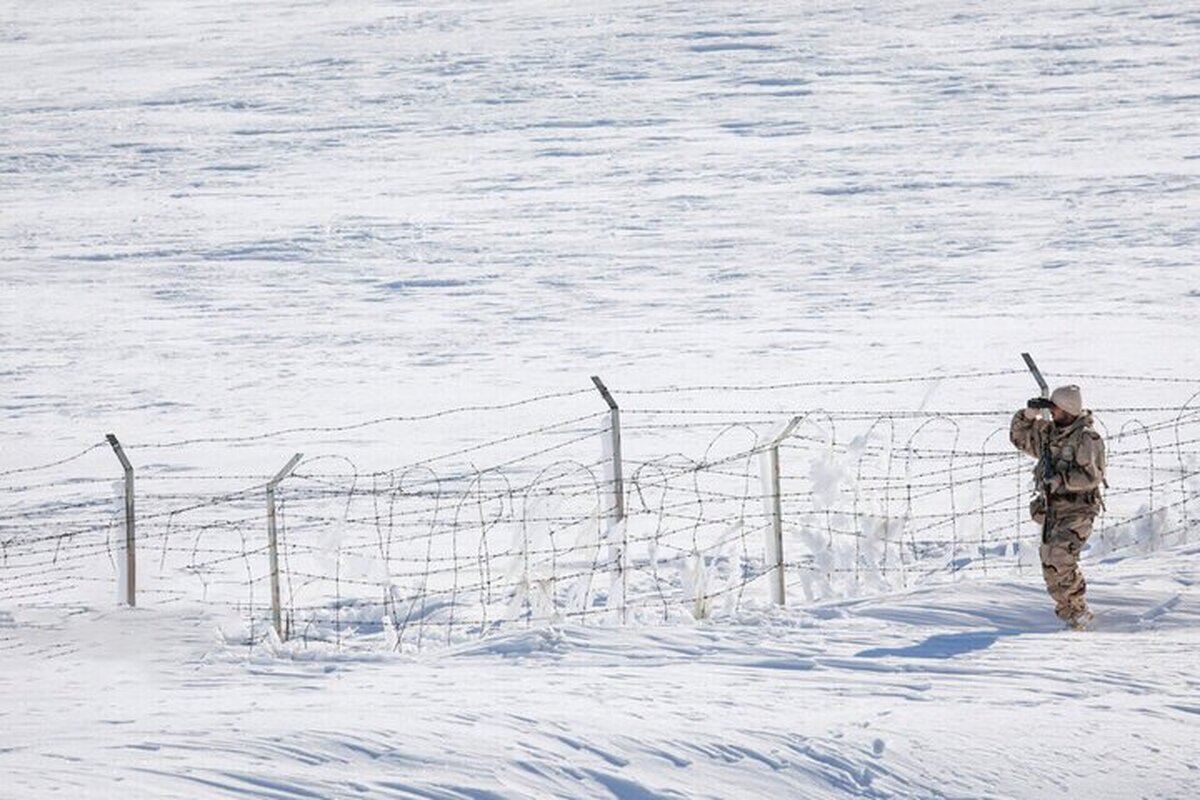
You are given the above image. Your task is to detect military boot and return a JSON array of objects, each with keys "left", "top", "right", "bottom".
[{"left": 1066, "top": 609, "right": 1095, "bottom": 631}]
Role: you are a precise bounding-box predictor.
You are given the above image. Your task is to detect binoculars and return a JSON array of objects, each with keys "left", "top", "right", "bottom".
[{"left": 1027, "top": 397, "right": 1056, "bottom": 410}]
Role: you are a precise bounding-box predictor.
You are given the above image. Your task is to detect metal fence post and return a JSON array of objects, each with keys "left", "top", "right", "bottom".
[
  {"left": 267, "top": 453, "right": 303, "bottom": 641},
  {"left": 106, "top": 434, "right": 135, "bottom": 607},
  {"left": 1021, "top": 352, "right": 1049, "bottom": 400},
  {"left": 590, "top": 376, "right": 625, "bottom": 521},
  {"left": 767, "top": 417, "right": 802, "bottom": 606},
  {"left": 1021, "top": 353, "right": 1057, "bottom": 553},
  {"left": 591, "top": 376, "right": 626, "bottom": 622}
]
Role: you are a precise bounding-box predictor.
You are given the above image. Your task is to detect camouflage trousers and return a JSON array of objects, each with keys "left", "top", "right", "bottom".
[{"left": 1036, "top": 505, "right": 1096, "bottom": 622}]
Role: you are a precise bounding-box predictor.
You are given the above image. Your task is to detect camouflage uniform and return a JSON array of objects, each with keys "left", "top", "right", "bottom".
[{"left": 1010, "top": 409, "right": 1106, "bottom": 624}]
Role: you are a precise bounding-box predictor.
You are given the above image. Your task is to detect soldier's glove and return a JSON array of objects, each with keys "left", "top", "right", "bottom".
[{"left": 1024, "top": 397, "right": 1054, "bottom": 420}]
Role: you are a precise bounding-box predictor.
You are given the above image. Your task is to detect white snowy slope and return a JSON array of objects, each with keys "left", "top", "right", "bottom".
[
  {"left": 3, "top": 0, "right": 1200, "bottom": 798},
  {"left": 2, "top": 543, "right": 1198, "bottom": 798},
  {"left": 2, "top": 0, "right": 1199, "bottom": 466}
]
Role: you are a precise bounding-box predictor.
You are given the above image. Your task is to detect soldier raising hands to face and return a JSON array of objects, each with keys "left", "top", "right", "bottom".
[{"left": 1010, "top": 385, "right": 1107, "bottom": 630}]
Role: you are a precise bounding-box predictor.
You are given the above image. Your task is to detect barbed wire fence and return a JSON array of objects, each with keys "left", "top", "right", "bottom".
[{"left": 2, "top": 370, "right": 1198, "bottom": 654}]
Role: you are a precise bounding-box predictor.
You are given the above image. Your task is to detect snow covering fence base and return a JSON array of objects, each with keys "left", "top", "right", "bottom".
[{"left": 2, "top": 372, "right": 1199, "bottom": 652}]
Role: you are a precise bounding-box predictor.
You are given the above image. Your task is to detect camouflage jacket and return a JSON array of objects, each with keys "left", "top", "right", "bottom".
[{"left": 1010, "top": 409, "right": 1106, "bottom": 512}]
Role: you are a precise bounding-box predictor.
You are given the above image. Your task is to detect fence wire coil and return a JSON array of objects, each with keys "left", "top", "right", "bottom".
[{"left": 2, "top": 374, "right": 1198, "bottom": 653}]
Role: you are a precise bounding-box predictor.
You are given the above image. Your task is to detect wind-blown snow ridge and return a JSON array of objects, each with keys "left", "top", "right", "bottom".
[{"left": 2, "top": 543, "right": 1198, "bottom": 798}]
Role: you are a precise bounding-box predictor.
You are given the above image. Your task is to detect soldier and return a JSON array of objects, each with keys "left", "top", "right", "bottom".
[{"left": 1010, "top": 384, "right": 1106, "bottom": 630}]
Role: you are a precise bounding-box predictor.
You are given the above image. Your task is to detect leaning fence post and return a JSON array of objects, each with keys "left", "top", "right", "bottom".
[
  {"left": 766, "top": 417, "right": 803, "bottom": 606},
  {"left": 1021, "top": 353, "right": 1057, "bottom": 556},
  {"left": 591, "top": 376, "right": 627, "bottom": 622},
  {"left": 1021, "top": 353, "right": 1049, "bottom": 400},
  {"left": 267, "top": 453, "right": 303, "bottom": 641},
  {"left": 106, "top": 434, "right": 136, "bottom": 607}
]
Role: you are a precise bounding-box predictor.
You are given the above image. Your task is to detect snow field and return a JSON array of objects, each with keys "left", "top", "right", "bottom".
[
  {"left": 3, "top": 1, "right": 1200, "bottom": 466},
  {"left": 4, "top": 0, "right": 1200, "bottom": 797},
  {"left": 3, "top": 542, "right": 1199, "bottom": 798}
]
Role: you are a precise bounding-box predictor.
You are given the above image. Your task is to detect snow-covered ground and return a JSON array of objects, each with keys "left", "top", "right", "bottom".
[
  {"left": 4, "top": 545, "right": 1199, "bottom": 798},
  {"left": 4, "top": 0, "right": 1199, "bottom": 461},
  {"left": 3, "top": 1, "right": 1200, "bottom": 797}
]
